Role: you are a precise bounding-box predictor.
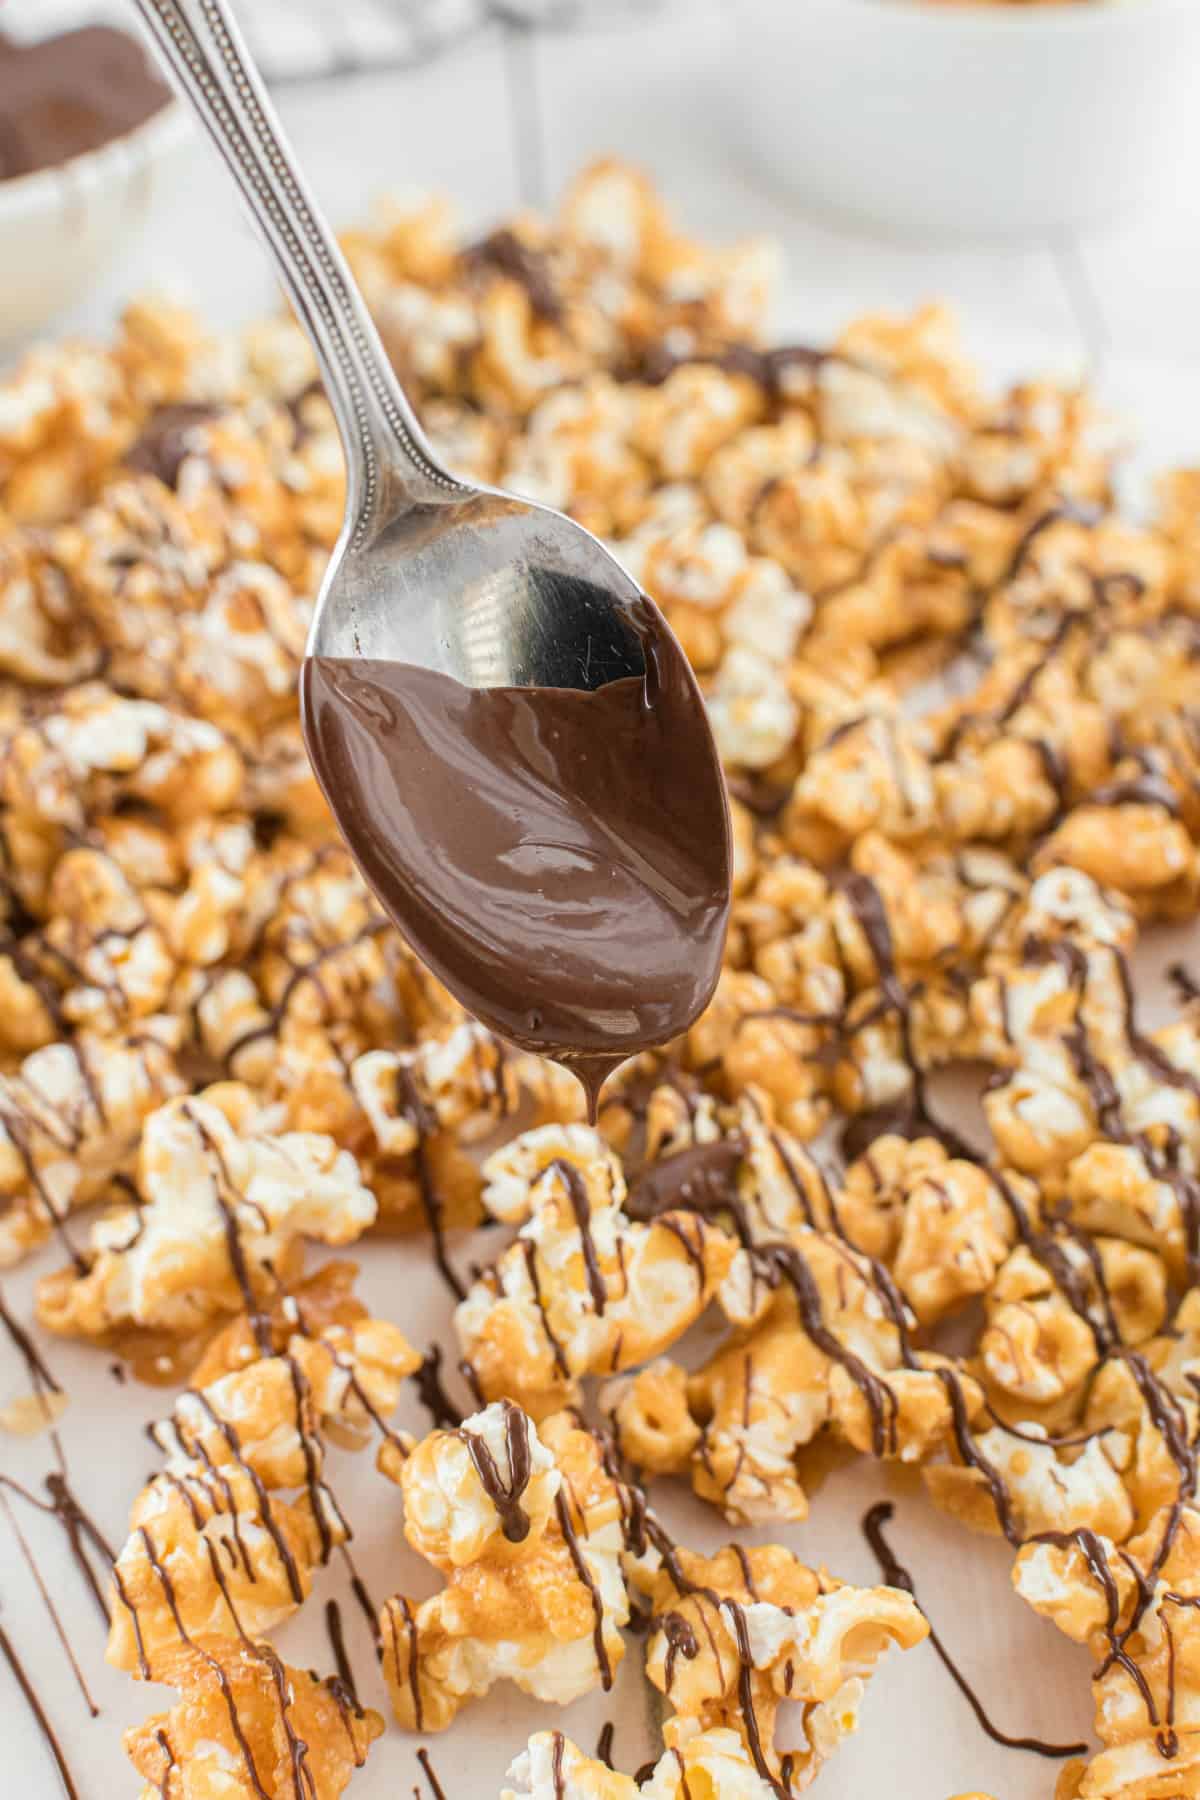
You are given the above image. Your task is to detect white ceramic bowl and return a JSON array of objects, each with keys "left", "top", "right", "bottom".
[
  {"left": 0, "top": 102, "right": 192, "bottom": 346},
  {"left": 733, "top": 0, "right": 1200, "bottom": 240}
]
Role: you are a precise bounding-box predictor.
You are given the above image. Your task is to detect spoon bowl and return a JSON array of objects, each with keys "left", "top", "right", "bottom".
[{"left": 309, "top": 488, "right": 650, "bottom": 695}]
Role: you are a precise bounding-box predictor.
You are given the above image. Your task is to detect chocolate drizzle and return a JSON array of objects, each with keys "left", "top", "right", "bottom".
[
  {"left": 465, "top": 228, "right": 563, "bottom": 323},
  {"left": 394, "top": 1069, "right": 465, "bottom": 1302},
  {"left": 554, "top": 1488, "right": 613, "bottom": 1690},
  {"left": 324, "top": 1598, "right": 362, "bottom": 1714},
  {"left": 455, "top": 1399, "right": 534, "bottom": 1543},
  {"left": 417, "top": 1746, "right": 450, "bottom": 1800},
  {"left": 625, "top": 1139, "right": 745, "bottom": 1224},
  {"left": 751, "top": 1241, "right": 899, "bottom": 1457},
  {"left": 552, "top": 1159, "right": 608, "bottom": 1315},
  {"left": 126, "top": 404, "right": 218, "bottom": 490},
  {"left": 862, "top": 1503, "right": 1086, "bottom": 1760},
  {"left": 414, "top": 1344, "right": 465, "bottom": 1430},
  {"left": 635, "top": 1513, "right": 790, "bottom": 1799},
  {"left": 835, "top": 871, "right": 977, "bottom": 1162},
  {"left": 0, "top": 1617, "right": 81, "bottom": 1800}
]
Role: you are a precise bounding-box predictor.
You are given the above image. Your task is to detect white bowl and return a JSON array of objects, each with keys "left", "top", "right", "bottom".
[
  {"left": 733, "top": 0, "right": 1200, "bottom": 240},
  {"left": 0, "top": 102, "right": 192, "bottom": 345}
]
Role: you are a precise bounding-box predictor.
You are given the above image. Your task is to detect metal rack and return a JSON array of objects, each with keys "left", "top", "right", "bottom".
[
  {"left": 16, "top": 0, "right": 666, "bottom": 84},
  {"left": 234, "top": 0, "right": 668, "bottom": 84}
]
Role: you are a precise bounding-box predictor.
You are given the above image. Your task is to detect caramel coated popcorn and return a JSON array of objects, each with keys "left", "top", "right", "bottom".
[
  {"left": 8, "top": 158, "right": 1200, "bottom": 1796},
  {"left": 124, "top": 1641, "right": 382, "bottom": 1798},
  {"left": 378, "top": 1405, "right": 632, "bottom": 1730}
]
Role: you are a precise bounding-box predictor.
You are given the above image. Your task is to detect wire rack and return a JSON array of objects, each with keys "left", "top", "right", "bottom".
[
  {"left": 235, "top": 0, "right": 670, "bottom": 83},
  {"left": 16, "top": 0, "right": 667, "bottom": 83}
]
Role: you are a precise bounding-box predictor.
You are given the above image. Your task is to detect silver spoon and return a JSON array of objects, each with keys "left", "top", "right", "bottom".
[{"left": 131, "top": 0, "right": 731, "bottom": 1083}]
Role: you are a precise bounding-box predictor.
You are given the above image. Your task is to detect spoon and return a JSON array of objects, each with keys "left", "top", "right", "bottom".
[{"left": 132, "top": 0, "right": 732, "bottom": 1115}]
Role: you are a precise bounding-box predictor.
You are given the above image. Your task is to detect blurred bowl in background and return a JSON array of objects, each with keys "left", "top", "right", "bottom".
[
  {"left": 733, "top": 0, "right": 1200, "bottom": 240},
  {"left": 0, "top": 102, "right": 191, "bottom": 347}
]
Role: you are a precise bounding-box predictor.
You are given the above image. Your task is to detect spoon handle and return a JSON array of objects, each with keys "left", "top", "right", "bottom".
[{"left": 131, "top": 0, "right": 463, "bottom": 540}]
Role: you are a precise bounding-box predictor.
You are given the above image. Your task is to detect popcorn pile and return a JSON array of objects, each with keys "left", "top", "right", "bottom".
[{"left": 3, "top": 159, "right": 1200, "bottom": 1796}]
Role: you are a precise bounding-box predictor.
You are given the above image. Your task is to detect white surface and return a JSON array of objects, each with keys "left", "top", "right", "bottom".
[
  {"left": 734, "top": 0, "right": 1200, "bottom": 239},
  {"left": 2, "top": 5, "right": 1200, "bottom": 1796}
]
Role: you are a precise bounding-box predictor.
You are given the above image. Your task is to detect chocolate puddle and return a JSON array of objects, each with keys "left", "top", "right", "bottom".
[
  {"left": 301, "top": 599, "right": 730, "bottom": 1119},
  {"left": 0, "top": 26, "right": 171, "bottom": 182}
]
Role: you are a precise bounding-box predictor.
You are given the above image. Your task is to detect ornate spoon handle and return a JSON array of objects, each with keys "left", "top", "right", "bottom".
[{"left": 131, "top": 0, "right": 463, "bottom": 541}]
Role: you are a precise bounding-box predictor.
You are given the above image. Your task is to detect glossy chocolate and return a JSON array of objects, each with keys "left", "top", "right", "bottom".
[
  {"left": 0, "top": 26, "right": 171, "bottom": 182},
  {"left": 301, "top": 599, "right": 730, "bottom": 1115}
]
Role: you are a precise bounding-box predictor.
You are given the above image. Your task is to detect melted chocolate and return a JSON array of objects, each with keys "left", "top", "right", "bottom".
[
  {"left": 414, "top": 1345, "right": 465, "bottom": 1430},
  {"left": 861, "top": 1503, "right": 1086, "bottom": 1760},
  {"left": 0, "top": 26, "right": 170, "bottom": 181},
  {"left": 0, "top": 1288, "right": 61, "bottom": 1402},
  {"left": 465, "top": 229, "right": 563, "bottom": 323},
  {"left": 625, "top": 1140, "right": 744, "bottom": 1223},
  {"left": 301, "top": 597, "right": 730, "bottom": 1120},
  {"left": 324, "top": 1599, "right": 361, "bottom": 1714},
  {"left": 0, "top": 1620, "right": 81, "bottom": 1799},
  {"left": 417, "top": 1748, "right": 449, "bottom": 1800},
  {"left": 455, "top": 1400, "right": 534, "bottom": 1543},
  {"left": 554, "top": 1489, "right": 613, "bottom": 1690},
  {"left": 125, "top": 404, "right": 218, "bottom": 490}
]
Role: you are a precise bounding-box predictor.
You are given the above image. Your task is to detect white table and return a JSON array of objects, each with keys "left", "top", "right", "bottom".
[{"left": 2, "top": 8, "right": 1197, "bottom": 1799}]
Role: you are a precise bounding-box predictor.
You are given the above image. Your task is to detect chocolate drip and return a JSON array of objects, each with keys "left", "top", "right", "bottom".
[
  {"left": 284, "top": 1355, "right": 335, "bottom": 1564},
  {"left": 135, "top": 1526, "right": 273, "bottom": 1799},
  {"left": 625, "top": 1139, "right": 744, "bottom": 1223},
  {"left": 465, "top": 228, "right": 563, "bottom": 323},
  {"left": 932, "top": 1366, "right": 1020, "bottom": 1546},
  {"left": 324, "top": 1599, "right": 362, "bottom": 1715},
  {"left": 1007, "top": 502, "right": 1100, "bottom": 582},
  {"left": 0, "top": 1100, "right": 88, "bottom": 1272},
  {"left": 620, "top": 339, "right": 831, "bottom": 400},
  {"left": 415, "top": 1746, "right": 450, "bottom": 1800},
  {"left": 653, "top": 1214, "right": 708, "bottom": 1290},
  {"left": 173, "top": 1391, "right": 305, "bottom": 1602},
  {"left": 414, "top": 1344, "right": 465, "bottom": 1430},
  {"left": 596, "top": 1722, "right": 615, "bottom": 1769},
  {"left": 389, "top": 1593, "right": 423, "bottom": 1729},
  {"left": 835, "top": 871, "right": 976, "bottom": 1162},
  {"left": 126, "top": 404, "right": 218, "bottom": 490},
  {"left": 44, "top": 1471, "right": 115, "bottom": 1623},
  {"left": 1169, "top": 962, "right": 1200, "bottom": 1006},
  {"left": 183, "top": 1104, "right": 273, "bottom": 1355},
  {"left": 1088, "top": 770, "right": 1181, "bottom": 815},
  {"left": 394, "top": 1069, "right": 466, "bottom": 1302},
  {"left": 639, "top": 1513, "right": 789, "bottom": 1799},
  {"left": 943, "top": 610, "right": 1075, "bottom": 756},
  {"left": 552, "top": 1159, "right": 607, "bottom": 1314},
  {"left": 659, "top": 1609, "right": 699, "bottom": 1690},
  {"left": 0, "top": 1619, "right": 81, "bottom": 1799},
  {"left": 520, "top": 1240, "right": 570, "bottom": 1375},
  {"left": 554, "top": 1489, "right": 613, "bottom": 1691},
  {"left": 0, "top": 1488, "right": 97, "bottom": 1718},
  {"left": 753, "top": 1241, "right": 898, "bottom": 1457},
  {"left": 0, "top": 1286, "right": 61, "bottom": 1400},
  {"left": 862, "top": 1503, "right": 1086, "bottom": 1760},
  {"left": 339, "top": 1544, "right": 381, "bottom": 1650},
  {"left": 456, "top": 1400, "right": 534, "bottom": 1543}
]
